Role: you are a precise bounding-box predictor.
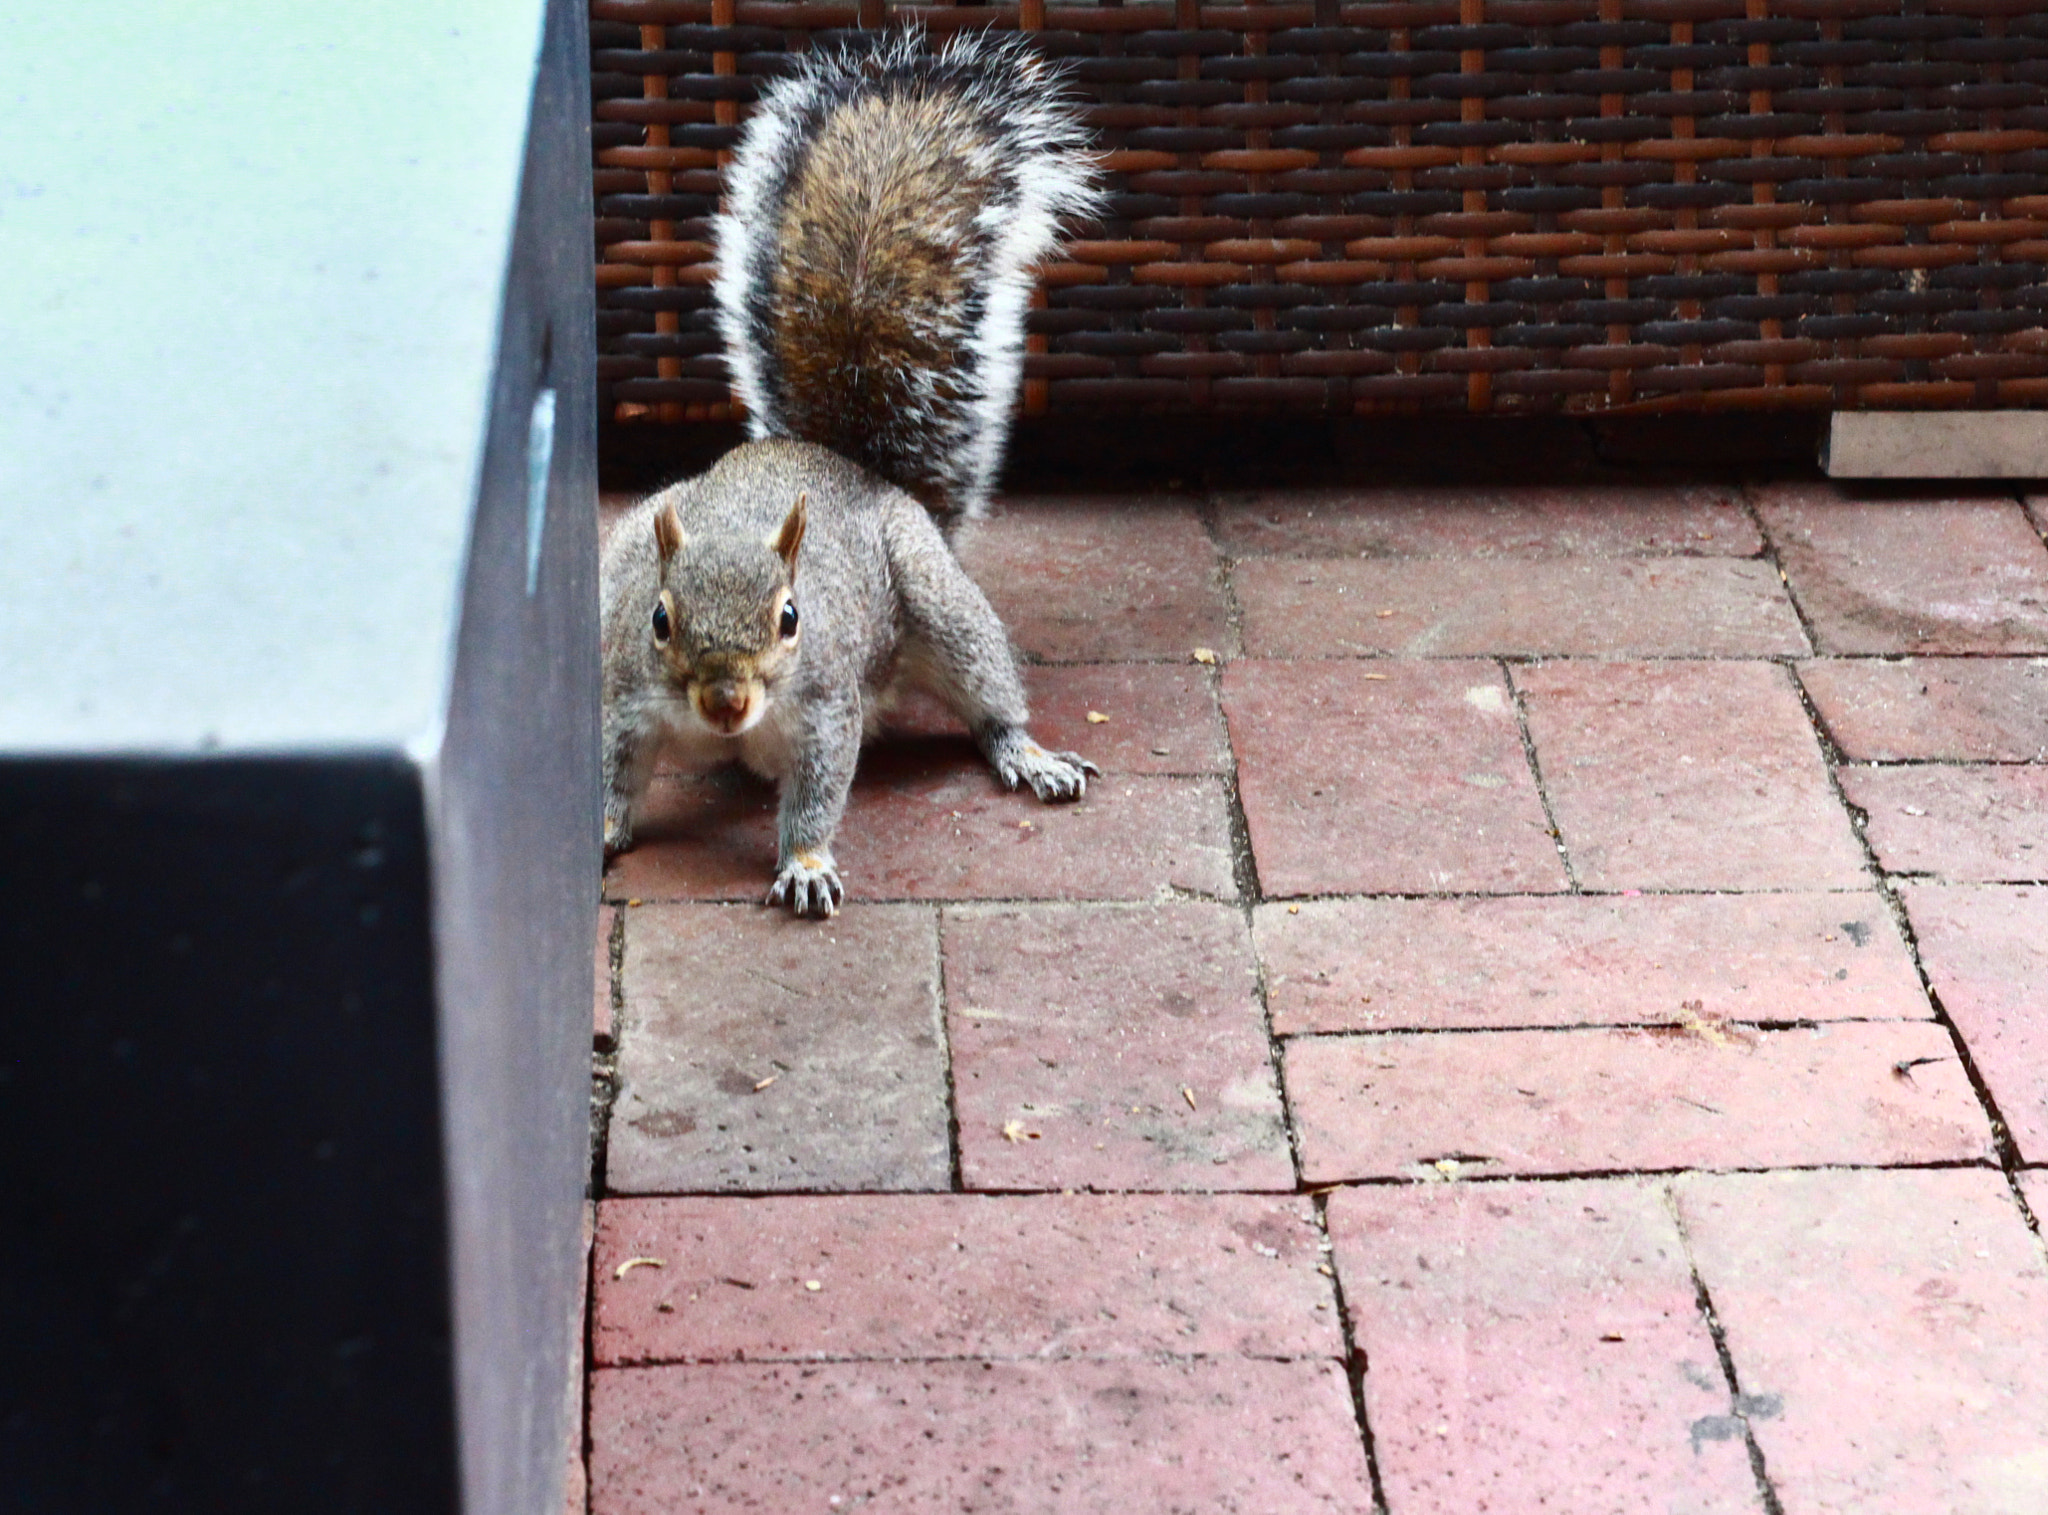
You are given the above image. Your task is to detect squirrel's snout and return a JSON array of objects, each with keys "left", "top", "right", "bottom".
[{"left": 695, "top": 678, "right": 756, "bottom": 735}]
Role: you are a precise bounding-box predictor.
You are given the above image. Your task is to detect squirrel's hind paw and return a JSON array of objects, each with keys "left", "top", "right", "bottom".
[
  {"left": 993, "top": 739, "right": 1099, "bottom": 804},
  {"left": 767, "top": 851, "right": 844, "bottom": 919}
]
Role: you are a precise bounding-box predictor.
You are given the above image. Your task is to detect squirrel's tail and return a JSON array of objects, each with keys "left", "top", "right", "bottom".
[{"left": 714, "top": 29, "right": 1100, "bottom": 525}]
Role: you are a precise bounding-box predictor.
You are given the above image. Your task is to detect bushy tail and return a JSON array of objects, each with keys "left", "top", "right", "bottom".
[{"left": 714, "top": 30, "right": 1100, "bottom": 526}]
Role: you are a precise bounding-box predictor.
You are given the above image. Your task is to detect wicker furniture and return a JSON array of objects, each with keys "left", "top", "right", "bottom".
[{"left": 592, "top": 1, "right": 2048, "bottom": 421}]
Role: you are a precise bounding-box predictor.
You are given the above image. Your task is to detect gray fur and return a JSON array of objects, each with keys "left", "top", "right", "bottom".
[
  {"left": 714, "top": 29, "right": 1101, "bottom": 529},
  {"left": 600, "top": 439, "right": 1093, "bottom": 917}
]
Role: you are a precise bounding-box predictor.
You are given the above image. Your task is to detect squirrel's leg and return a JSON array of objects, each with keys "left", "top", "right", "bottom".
[
  {"left": 882, "top": 507, "right": 1097, "bottom": 803},
  {"left": 602, "top": 703, "right": 665, "bottom": 857},
  {"left": 765, "top": 693, "right": 861, "bottom": 919}
]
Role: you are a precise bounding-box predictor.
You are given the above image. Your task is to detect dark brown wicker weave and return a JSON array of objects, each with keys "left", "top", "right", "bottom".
[{"left": 591, "top": 0, "right": 2048, "bottom": 421}]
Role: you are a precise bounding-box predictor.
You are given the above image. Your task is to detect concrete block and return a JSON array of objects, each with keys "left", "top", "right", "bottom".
[{"left": 1827, "top": 411, "right": 2048, "bottom": 480}]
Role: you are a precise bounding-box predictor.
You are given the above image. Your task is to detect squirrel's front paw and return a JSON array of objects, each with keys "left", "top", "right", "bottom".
[
  {"left": 992, "top": 737, "right": 1099, "bottom": 804},
  {"left": 766, "top": 850, "right": 844, "bottom": 919},
  {"left": 602, "top": 805, "right": 634, "bottom": 860}
]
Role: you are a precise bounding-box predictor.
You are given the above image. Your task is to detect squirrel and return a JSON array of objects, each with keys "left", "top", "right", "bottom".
[{"left": 599, "top": 31, "right": 1103, "bottom": 917}]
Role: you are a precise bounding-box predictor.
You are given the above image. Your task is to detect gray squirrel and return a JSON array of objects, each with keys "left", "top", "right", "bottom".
[{"left": 600, "top": 31, "right": 1102, "bottom": 916}]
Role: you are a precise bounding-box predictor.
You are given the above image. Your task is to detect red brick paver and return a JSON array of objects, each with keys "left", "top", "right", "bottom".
[
  {"left": 591, "top": 1358, "right": 1373, "bottom": 1514},
  {"left": 1756, "top": 485, "right": 2048, "bottom": 654},
  {"left": 1003, "top": 662, "right": 1232, "bottom": 774},
  {"left": 1225, "top": 658, "right": 1566, "bottom": 895},
  {"left": 592, "top": 1193, "right": 1337, "bottom": 1364},
  {"left": 875, "top": 662, "right": 1232, "bottom": 775},
  {"left": 1518, "top": 660, "right": 1869, "bottom": 891},
  {"left": 954, "top": 495, "right": 1234, "bottom": 663},
  {"left": 1677, "top": 1169, "right": 2048, "bottom": 1515},
  {"left": 1900, "top": 883, "right": 2048, "bottom": 1163},
  {"left": 1285, "top": 1021, "right": 1992, "bottom": 1182},
  {"left": 1254, "top": 892, "right": 1926, "bottom": 1034},
  {"left": 1213, "top": 482, "right": 1758, "bottom": 558},
  {"left": 1329, "top": 1181, "right": 1763, "bottom": 1515},
  {"left": 1235, "top": 556, "right": 1806, "bottom": 659},
  {"left": 607, "top": 904, "right": 950, "bottom": 1194},
  {"left": 943, "top": 904, "right": 1294, "bottom": 1192},
  {"left": 1799, "top": 656, "right": 2048, "bottom": 762},
  {"left": 587, "top": 479, "right": 2048, "bottom": 1515},
  {"left": 607, "top": 754, "right": 1237, "bottom": 904},
  {"left": 1838, "top": 764, "right": 2048, "bottom": 882}
]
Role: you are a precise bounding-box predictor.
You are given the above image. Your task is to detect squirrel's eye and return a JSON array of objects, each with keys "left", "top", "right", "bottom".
[
  {"left": 779, "top": 600, "right": 800, "bottom": 639},
  {"left": 651, "top": 598, "right": 672, "bottom": 644}
]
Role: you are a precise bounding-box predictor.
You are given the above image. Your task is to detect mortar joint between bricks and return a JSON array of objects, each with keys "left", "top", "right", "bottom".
[
  {"left": 2006, "top": 1168, "right": 2048, "bottom": 1273},
  {"left": 1190, "top": 495, "right": 1299, "bottom": 1181},
  {"left": 1767, "top": 584, "right": 2029, "bottom": 1180},
  {"left": 603, "top": 903, "right": 626, "bottom": 1051},
  {"left": 934, "top": 905, "right": 966, "bottom": 1194},
  {"left": 1237, "top": 868, "right": 1305, "bottom": 1188},
  {"left": 1801, "top": 667, "right": 2031, "bottom": 1181},
  {"left": 1503, "top": 659, "right": 1583, "bottom": 894},
  {"left": 1736, "top": 478, "right": 1824, "bottom": 658},
  {"left": 1311, "top": 1189, "right": 1393, "bottom": 1515},
  {"left": 591, "top": 903, "right": 627, "bottom": 1198},
  {"left": 1285, "top": 1160, "right": 2008, "bottom": 1193},
  {"left": 1199, "top": 515, "right": 1267, "bottom": 909},
  {"left": 1663, "top": 1180, "right": 1790, "bottom": 1515},
  {"left": 576, "top": 1201, "right": 598, "bottom": 1515},
  {"left": 1216, "top": 735, "right": 1294, "bottom": 1175},
  {"left": 1914, "top": 976, "right": 2028, "bottom": 1178}
]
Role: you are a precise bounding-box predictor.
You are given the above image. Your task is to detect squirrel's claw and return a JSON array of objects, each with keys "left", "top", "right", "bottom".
[
  {"left": 767, "top": 852, "right": 843, "bottom": 919},
  {"left": 994, "top": 740, "right": 1098, "bottom": 804}
]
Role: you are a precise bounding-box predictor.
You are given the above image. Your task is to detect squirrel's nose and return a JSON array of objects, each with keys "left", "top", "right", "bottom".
[{"left": 698, "top": 679, "right": 752, "bottom": 731}]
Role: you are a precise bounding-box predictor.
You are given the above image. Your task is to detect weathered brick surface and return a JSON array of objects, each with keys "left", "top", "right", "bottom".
[
  {"left": 1899, "top": 883, "right": 2048, "bottom": 1163},
  {"left": 1224, "top": 659, "right": 1566, "bottom": 895},
  {"left": 954, "top": 496, "right": 1235, "bottom": 663},
  {"left": 607, "top": 904, "right": 950, "bottom": 1194},
  {"left": 593, "top": 1193, "right": 1337, "bottom": 1364},
  {"left": 943, "top": 904, "right": 1294, "bottom": 1192},
  {"left": 1016, "top": 662, "right": 1231, "bottom": 774},
  {"left": 1254, "top": 892, "right": 1927, "bottom": 1035},
  {"left": 1285, "top": 1021, "right": 1993, "bottom": 1182},
  {"left": 606, "top": 753, "right": 1237, "bottom": 904},
  {"left": 1678, "top": 1169, "right": 2048, "bottom": 1515},
  {"left": 1213, "top": 482, "right": 1758, "bottom": 559},
  {"left": 601, "top": 769, "right": 774, "bottom": 903},
  {"left": 1799, "top": 657, "right": 2048, "bottom": 762},
  {"left": 873, "top": 662, "right": 1231, "bottom": 775},
  {"left": 586, "top": 481, "right": 2048, "bottom": 1512},
  {"left": 1235, "top": 557, "right": 1806, "bottom": 659},
  {"left": 1838, "top": 764, "right": 2048, "bottom": 882},
  {"left": 589, "top": 1359, "right": 1375, "bottom": 1514},
  {"left": 1518, "top": 660, "right": 1869, "bottom": 891},
  {"left": 1756, "top": 485, "right": 2048, "bottom": 654},
  {"left": 1328, "top": 1181, "right": 1762, "bottom": 1515}
]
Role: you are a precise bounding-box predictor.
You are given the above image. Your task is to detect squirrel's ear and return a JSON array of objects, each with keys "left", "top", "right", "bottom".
[
  {"left": 771, "top": 491, "right": 807, "bottom": 579},
  {"left": 652, "top": 502, "right": 685, "bottom": 563}
]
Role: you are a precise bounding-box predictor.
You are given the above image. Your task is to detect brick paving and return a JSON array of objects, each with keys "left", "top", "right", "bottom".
[{"left": 579, "top": 478, "right": 2048, "bottom": 1514}]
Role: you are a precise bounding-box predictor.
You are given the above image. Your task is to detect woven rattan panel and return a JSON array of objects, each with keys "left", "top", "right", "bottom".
[{"left": 592, "top": 0, "right": 2048, "bottom": 419}]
